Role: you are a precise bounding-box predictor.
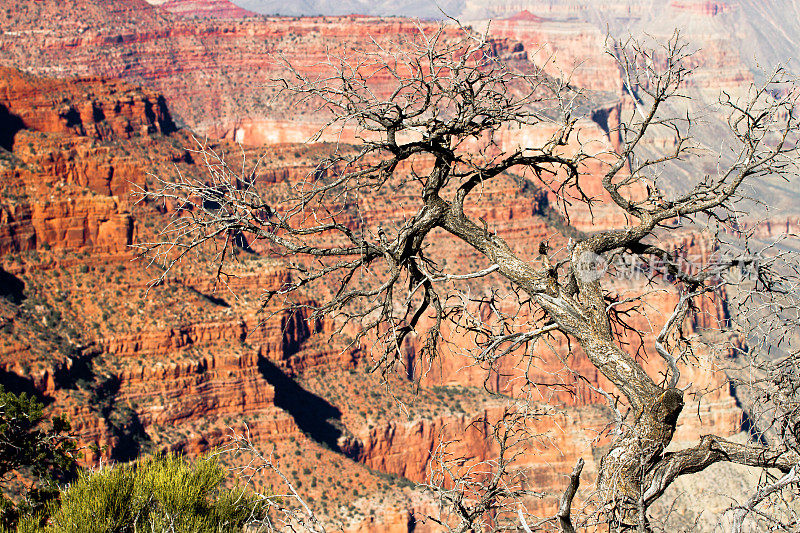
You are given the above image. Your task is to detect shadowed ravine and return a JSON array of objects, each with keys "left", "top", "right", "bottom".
[{"left": 257, "top": 356, "right": 344, "bottom": 452}]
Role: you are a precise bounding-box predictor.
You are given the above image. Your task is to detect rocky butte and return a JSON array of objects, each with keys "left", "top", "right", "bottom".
[{"left": 1, "top": 0, "right": 798, "bottom": 530}]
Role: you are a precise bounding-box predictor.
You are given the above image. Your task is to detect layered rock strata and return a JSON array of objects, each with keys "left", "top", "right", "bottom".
[{"left": 0, "top": 14, "right": 762, "bottom": 527}]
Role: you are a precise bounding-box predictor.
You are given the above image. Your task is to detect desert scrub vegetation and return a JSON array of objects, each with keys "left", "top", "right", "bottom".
[
  {"left": 0, "top": 386, "right": 76, "bottom": 531},
  {"left": 40, "top": 453, "right": 269, "bottom": 533}
]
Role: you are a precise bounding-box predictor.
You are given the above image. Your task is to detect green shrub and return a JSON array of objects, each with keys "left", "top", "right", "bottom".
[
  {"left": 49, "top": 453, "right": 268, "bottom": 532},
  {"left": 9, "top": 513, "right": 42, "bottom": 533},
  {"left": 0, "top": 386, "right": 76, "bottom": 530}
]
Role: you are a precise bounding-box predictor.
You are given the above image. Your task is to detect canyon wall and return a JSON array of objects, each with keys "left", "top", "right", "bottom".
[
  {"left": 3, "top": 1, "right": 799, "bottom": 529},
  {"left": 0, "top": 62, "right": 749, "bottom": 530},
  {"left": 0, "top": 1, "right": 468, "bottom": 137}
]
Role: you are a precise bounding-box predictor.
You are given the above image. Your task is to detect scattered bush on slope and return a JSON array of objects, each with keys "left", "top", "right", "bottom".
[{"left": 0, "top": 386, "right": 77, "bottom": 531}]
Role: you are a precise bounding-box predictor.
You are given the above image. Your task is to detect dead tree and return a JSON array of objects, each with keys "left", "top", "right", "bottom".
[{"left": 137, "top": 23, "right": 800, "bottom": 531}]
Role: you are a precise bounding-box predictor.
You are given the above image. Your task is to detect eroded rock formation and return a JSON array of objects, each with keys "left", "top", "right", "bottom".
[{"left": 3, "top": 2, "right": 797, "bottom": 528}]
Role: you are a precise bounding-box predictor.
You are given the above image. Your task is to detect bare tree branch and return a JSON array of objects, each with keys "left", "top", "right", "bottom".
[{"left": 558, "top": 458, "right": 585, "bottom": 533}]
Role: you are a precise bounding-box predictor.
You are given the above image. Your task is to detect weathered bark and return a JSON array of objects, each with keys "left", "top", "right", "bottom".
[
  {"left": 558, "top": 458, "right": 585, "bottom": 533},
  {"left": 596, "top": 389, "right": 684, "bottom": 529}
]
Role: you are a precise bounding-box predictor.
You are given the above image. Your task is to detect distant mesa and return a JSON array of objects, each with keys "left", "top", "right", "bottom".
[
  {"left": 154, "top": 0, "right": 256, "bottom": 18},
  {"left": 506, "top": 10, "right": 546, "bottom": 23}
]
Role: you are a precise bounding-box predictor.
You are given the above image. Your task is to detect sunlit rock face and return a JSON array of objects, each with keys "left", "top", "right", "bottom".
[{"left": 0, "top": 66, "right": 172, "bottom": 254}]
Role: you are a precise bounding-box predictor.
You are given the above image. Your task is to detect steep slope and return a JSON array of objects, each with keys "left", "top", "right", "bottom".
[{"left": 0, "top": 67, "right": 402, "bottom": 528}]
